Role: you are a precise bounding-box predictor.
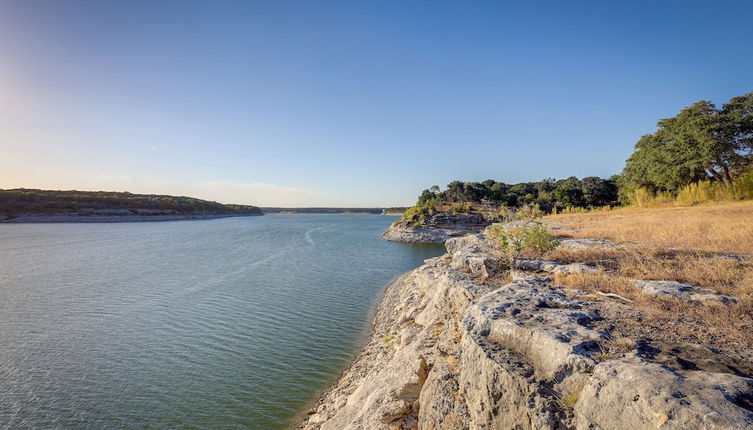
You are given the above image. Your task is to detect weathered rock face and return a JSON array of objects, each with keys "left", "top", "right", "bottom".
[
  {"left": 632, "top": 279, "right": 738, "bottom": 305},
  {"left": 382, "top": 215, "right": 490, "bottom": 244},
  {"left": 381, "top": 223, "right": 456, "bottom": 244},
  {"left": 298, "top": 234, "right": 753, "bottom": 430}
]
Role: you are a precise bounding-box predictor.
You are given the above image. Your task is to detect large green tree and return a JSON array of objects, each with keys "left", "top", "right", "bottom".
[{"left": 622, "top": 91, "right": 753, "bottom": 192}]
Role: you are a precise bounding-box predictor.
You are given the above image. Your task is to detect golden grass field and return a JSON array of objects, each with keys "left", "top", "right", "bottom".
[
  {"left": 544, "top": 201, "right": 753, "bottom": 348},
  {"left": 547, "top": 200, "right": 753, "bottom": 255}
]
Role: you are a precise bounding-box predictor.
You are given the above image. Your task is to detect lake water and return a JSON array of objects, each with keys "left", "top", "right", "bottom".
[{"left": 0, "top": 215, "right": 444, "bottom": 429}]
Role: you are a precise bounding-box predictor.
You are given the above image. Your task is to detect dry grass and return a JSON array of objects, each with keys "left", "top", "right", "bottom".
[
  {"left": 553, "top": 271, "right": 637, "bottom": 298},
  {"left": 554, "top": 271, "right": 753, "bottom": 348},
  {"left": 545, "top": 201, "right": 753, "bottom": 299},
  {"left": 548, "top": 248, "right": 753, "bottom": 297},
  {"left": 545, "top": 202, "right": 753, "bottom": 349},
  {"left": 547, "top": 200, "right": 753, "bottom": 255},
  {"left": 541, "top": 201, "right": 753, "bottom": 351}
]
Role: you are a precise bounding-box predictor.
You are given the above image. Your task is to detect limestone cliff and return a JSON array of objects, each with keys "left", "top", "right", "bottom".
[
  {"left": 298, "top": 233, "right": 753, "bottom": 430},
  {"left": 382, "top": 214, "right": 489, "bottom": 244}
]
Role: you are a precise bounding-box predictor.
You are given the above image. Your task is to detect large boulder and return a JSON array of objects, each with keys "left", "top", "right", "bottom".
[
  {"left": 575, "top": 359, "right": 753, "bottom": 429},
  {"left": 445, "top": 234, "right": 504, "bottom": 280}
]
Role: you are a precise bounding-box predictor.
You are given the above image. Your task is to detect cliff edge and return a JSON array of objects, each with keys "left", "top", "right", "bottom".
[
  {"left": 382, "top": 214, "right": 489, "bottom": 244},
  {"left": 299, "top": 231, "right": 753, "bottom": 430}
]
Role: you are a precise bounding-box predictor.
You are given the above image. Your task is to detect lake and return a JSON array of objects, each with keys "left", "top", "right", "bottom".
[{"left": 0, "top": 215, "right": 444, "bottom": 429}]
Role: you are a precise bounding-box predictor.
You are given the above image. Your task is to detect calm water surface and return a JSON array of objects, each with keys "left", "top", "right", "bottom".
[{"left": 0, "top": 215, "right": 444, "bottom": 429}]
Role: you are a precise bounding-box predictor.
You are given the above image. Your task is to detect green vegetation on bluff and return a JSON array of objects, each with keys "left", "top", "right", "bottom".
[
  {"left": 415, "top": 176, "right": 619, "bottom": 213},
  {"left": 404, "top": 90, "right": 753, "bottom": 219},
  {"left": 0, "top": 189, "right": 262, "bottom": 217}
]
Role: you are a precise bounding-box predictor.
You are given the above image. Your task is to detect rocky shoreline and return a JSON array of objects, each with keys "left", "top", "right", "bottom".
[
  {"left": 297, "top": 229, "right": 753, "bottom": 429},
  {"left": 381, "top": 214, "right": 490, "bottom": 244}
]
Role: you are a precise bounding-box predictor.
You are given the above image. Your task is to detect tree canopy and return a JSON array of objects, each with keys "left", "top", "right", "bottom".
[
  {"left": 622, "top": 92, "right": 753, "bottom": 194},
  {"left": 415, "top": 176, "right": 618, "bottom": 212}
]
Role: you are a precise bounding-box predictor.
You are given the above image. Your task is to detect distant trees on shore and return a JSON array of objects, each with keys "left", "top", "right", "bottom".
[{"left": 416, "top": 176, "right": 619, "bottom": 213}]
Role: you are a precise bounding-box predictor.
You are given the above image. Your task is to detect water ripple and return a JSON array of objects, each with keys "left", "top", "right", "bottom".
[{"left": 0, "top": 215, "right": 444, "bottom": 429}]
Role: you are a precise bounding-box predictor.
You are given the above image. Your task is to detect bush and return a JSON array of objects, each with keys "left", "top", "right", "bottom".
[
  {"left": 487, "top": 205, "right": 560, "bottom": 266},
  {"left": 401, "top": 199, "right": 439, "bottom": 226},
  {"left": 482, "top": 204, "right": 513, "bottom": 222},
  {"left": 449, "top": 202, "right": 473, "bottom": 215}
]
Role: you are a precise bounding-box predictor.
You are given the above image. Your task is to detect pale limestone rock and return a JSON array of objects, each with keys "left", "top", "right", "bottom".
[
  {"left": 575, "top": 359, "right": 753, "bottom": 429},
  {"left": 516, "top": 259, "right": 597, "bottom": 274},
  {"left": 300, "top": 233, "right": 753, "bottom": 430},
  {"left": 632, "top": 279, "right": 738, "bottom": 305},
  {"left": 381, "top": 223, "right": 455, "bottom": 244},
  {"left": 559, "top": 238, "right": 619, "bottom": 251},
  {"left": 446, "top": 234, "right": 503, "bottom": 280}
]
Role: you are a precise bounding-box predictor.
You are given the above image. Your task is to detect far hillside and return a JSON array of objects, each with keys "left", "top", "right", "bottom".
[{"left": 0, "top": 189, "right": 263, "bottom": 219}]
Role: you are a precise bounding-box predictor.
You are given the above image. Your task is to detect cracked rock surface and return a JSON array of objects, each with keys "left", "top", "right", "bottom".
[{"left": 298, "top": 233, "right": 753, "bottom": 430}]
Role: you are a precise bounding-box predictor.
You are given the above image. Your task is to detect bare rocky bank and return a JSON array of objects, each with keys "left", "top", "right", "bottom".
[
  {"left": 298, "top": 231, "right": 753, "bottom": 429},
  {"left": 381, "top": 214, "right": 490, "bottom": 244}
]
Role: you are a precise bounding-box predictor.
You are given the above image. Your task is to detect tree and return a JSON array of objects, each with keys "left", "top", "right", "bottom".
[
  {"left": 445, "top": 181, "right": 465, "bottom": 202},
  {"left": 417, "top": 189, "right": 436, "bottom": 204},
  {"left": 622, "top": 92, "right": 753, "bottom": 192},
  {"left": 489, "top": 182, "right": 508, "bottom": 202},
  {"left": 463, "top": 182, "right": 489, "bottom": 202},
  {"left": 720, "top": 92, "right": 753, "bottom": 177},
  {"left": 553, "top": 177, "right": 584, "bottom": 207},
  {"left": 581, "top": 176, "right": 617, "bottom": 207}
]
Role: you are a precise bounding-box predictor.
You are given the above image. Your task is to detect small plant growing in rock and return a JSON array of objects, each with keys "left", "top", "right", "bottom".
[
  {"left": 593, "top": 349, "right": 613, "bottom": 362},
  {"left": 608, "top": 337, "right": 636, "bottom": 353},
  {"left": 557, "top": 388, "right": 581, "bottom": 410},
  {"left": 487, "top": 204, "right": 560, "bottom": 267}
]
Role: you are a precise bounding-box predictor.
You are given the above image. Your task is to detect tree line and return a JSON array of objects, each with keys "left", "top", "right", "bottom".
[
  {"left": 411, "top": 90, "right": 753, "bottom": 212},
  {"left": 416, "top": 176, "right": 619, "bottom": 213}
]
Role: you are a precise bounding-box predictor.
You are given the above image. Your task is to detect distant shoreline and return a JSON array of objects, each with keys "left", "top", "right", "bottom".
[
  {"left": 0, "top": 213, "right": 262, "bottom": 223},
  {"left": 265, "top": 212, "right": 396, "bottom": 215},
  {"left": 261, "top": 207, "right": 385, "bottom": 215}
]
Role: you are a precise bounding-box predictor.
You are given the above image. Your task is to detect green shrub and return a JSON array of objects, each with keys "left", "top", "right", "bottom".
[
  {"left": 482, "top": 204, "right": 513, "bottom": 222},
  {"left": 487, "top": 205, "right": 560, "bottom": 266},
  {"left": 401, "top": 199, "right": 439, "bottom": 226},
  {"left": 449, "top": 202, "right": 473, "bottom": 215}
]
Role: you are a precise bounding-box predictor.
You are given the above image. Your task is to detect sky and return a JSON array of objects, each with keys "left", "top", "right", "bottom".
[{"left": 1, "top": 1, "right": 752, "bottom": 207}]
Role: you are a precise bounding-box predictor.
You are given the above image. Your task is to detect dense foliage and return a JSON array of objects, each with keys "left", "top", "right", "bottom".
[
  {"left": 415, "top": 176, "right": 619, "bottom": 212},
  {"left": 621, "top": 91, "right": 753, "bottom": 197},
  {"left": 0, "top": 189, "right": 262, "bottom": 216}
]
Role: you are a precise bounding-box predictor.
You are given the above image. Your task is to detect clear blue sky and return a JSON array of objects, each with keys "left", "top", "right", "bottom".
[{"left": 1, "top": 1, "right": 752, "bottom": 206}]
